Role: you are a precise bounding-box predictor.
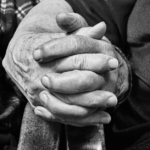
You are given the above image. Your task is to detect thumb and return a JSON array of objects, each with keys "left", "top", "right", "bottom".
[
  {"left": 75, "top": 22, "right": 107, "bottom": 40},
  {"left": 56, "top": 12, "right": 88, "bottom": 33}
]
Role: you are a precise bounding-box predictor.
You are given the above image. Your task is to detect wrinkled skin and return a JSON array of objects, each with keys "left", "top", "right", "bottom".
[{"left": 3, "top": 0, "right": 129, "bottom": 126}]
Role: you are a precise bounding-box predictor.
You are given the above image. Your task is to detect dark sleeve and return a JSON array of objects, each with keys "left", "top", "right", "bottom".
[
  {"left": 65, "top": 0, "right": 136, "bottom": 54},
  {"left": 127, "top": 0, "right": 150, "bottom": 87},
  {"left": 107, "top": 1, "right": 150, "bottom": 149}
]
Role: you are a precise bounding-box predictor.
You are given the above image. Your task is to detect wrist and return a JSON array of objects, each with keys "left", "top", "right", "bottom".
[{"left": 114, "top": 46, "right": 132, "bottom": 105}]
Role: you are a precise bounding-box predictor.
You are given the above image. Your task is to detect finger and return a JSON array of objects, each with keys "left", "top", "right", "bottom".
[
  {"left": 56, "top": 13, "right": 88, "bottom": 33},
  {"left": 56, "top": 13, "right": 106, "bottom": 39},
  {"left": 34, "top": 107, "right": 69, "bottom": 124},
  {"left": 34, "top": 106, "right": 58, "bottom": 121},
  {"left": 54, "top": 54, "right": 118, "bottom": 73},
  {"left": 34, "top": 106, "right": 111, "bottom": 126},
  {"left": 39, "top": 91, "right": 96, "bottom": 119},
  {"left": 75, "top": 109, "right": 111, "bottom": 126},
  {"left": 53, "top": 90, "right": 117, "bottom": 108},
  {"left": 41, "top": 70, "right": 105, "bottom": 94},
  {"left": 76, "top": 22, "right": 106, "bottom": 40},
  {"left": 33, "top": 35, "right": 111, "bottom": 62}
]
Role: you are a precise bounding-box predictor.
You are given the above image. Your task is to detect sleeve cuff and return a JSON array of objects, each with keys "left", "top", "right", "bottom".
[{"left": 114, "top": 46, "right": 132, "bottom": 106}]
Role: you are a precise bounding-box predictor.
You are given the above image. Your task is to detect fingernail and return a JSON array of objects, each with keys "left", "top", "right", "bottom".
[
  {"left": 108, "top": 58, "right": 118, "bottom": 70},
  {"left": 101, "top": 116, "right": 111, "bottom": 124},
  {"left": 57, "top": 13, "right": 74, "bottom": 27},
  {"left": 40, "top": 93, "right": 48, "bottom": 106},
  {"left": 34, "top": 109, "right": 42, "bottom": 116},
  {"left": 106, "top": 96, "right": 117, "bottom": 107},
  {"left": 33, "top": 49, "right": 42, "bottom": 62},
  {"left": 42, "top": 76, "right": 49, "bottom": 88}
]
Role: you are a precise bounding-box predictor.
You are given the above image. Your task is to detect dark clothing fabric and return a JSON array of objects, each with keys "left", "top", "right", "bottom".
[
  {"left": 0, "top": 58, "right": 25, "bottom": 150},
  {"left": 65, "top": 0, "right": 150, "bottom": 150}
]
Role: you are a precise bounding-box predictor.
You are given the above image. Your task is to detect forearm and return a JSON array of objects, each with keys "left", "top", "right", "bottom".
[{"left": 2, "top": 0, "right": 74, "bottom": 107}]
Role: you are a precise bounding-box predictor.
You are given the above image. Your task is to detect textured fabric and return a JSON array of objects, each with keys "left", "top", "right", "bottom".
[
  {"left": 18, "top": 103, "right": 106, "bottom": 150},
  {"left": 112, "top": 1, "right": 150, "bottom": 149},
  {"left": 66, "top": 124, "right": 105, "bottom": 150},
  {"left": 17, "top": 103, "right": 61, "bottom": 150}
]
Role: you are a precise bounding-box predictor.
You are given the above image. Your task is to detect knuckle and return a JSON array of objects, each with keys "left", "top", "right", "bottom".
[
  {"left": 76, "top": 73, "right": 95, "bottom": 91},
  {"left": 84, "top": 73, "right": 95, "bottom": 89},
  {"left": 82, "top": 54, "right": 87, "bottom": 68},
  {"left": 72, "top": 55, "right": 84, "bottom": 69},
  {"left": 101, "top": 42, "right": 115, "bottom": 56},
  {"left": 88, "top": 96, "right": 99, "bottom": 107},
  {"left": 103, "top": 43, "right": 110, "bottom": 53},
  {"left": 27, "top": 85, "right": 41, "bottom": 106},
  {"left": 70, "top": 35, "right": 79, "bottom": 50},
  {"left": 27, "top": 79, "right": 41, "bottom": 95},
  {"left": 41, "top": 40, "right": 55, "bottom": 54},
  {"left": 70, "top": 35, "right": 83, "bottom": 51},
  {"left": 75, "top": 75, "right": 91, "bottom": 91}
]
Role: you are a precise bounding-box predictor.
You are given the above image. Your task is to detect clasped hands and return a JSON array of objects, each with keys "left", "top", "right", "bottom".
[{"left": 32, "top": 13, "right": 129, "bottom": 126}]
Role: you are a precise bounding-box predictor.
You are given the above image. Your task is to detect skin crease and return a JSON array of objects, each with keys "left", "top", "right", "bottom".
[
  {"left": 2, "top": 0, "right": 129, "bottom": 126},
  {"left": 34, "top": 13, "right": 129, "bottom": 126}
]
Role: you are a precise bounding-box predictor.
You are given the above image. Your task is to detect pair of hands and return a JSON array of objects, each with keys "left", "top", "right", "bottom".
[
  {"left": 32, "top": 13, "right": 128, "bottom": 126},
  {"left": 3, "top": 9, "right": 129, "bottom": 127}
]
